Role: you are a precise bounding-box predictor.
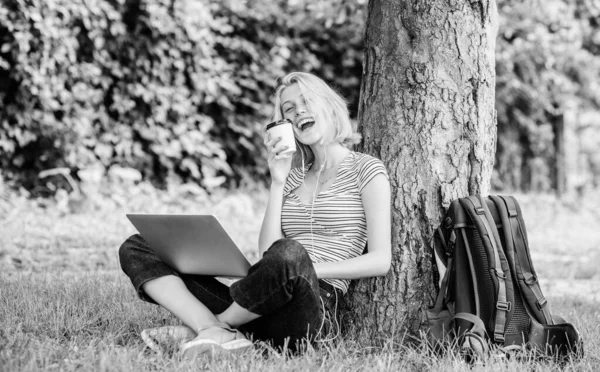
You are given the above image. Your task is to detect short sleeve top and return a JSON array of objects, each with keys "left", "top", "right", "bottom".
[{"left": 281, "top": 151, "right": 389, "bottom": 293}]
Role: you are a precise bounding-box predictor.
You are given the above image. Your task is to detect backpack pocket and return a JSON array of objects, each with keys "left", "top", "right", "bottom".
[
  {"left": 424, "top": 307, "right": 454, "bottom": 353},
  {"left": 529, "top": 318, "right": 584, "bottom": 361}
]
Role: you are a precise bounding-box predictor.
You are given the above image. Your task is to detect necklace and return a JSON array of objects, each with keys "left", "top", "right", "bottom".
[
  {"left": 302, "top": 150, "right": 350, "bottom": 192},
  {"left": 315, "top": 168, "right": 338, "bottom": 186},
  {"left": 315, "top": 162, "right": 337, "bottom": 173},
  {"left": 303, "top": 163, "right": 340, "bottom": 192}
]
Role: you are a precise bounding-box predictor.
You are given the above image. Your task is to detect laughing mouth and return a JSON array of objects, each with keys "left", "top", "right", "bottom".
[{"left": 297, "top": 118, "right": 315, "bottom": 131}]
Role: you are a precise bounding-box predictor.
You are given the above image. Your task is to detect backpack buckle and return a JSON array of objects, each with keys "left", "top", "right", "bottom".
[
  {"left": 524, "top": 275, "right": 537, "bottom": 286},
  {"left": 536, "top": 297, "right": 547, "bottom": 310},
  {"left": 475, "top": 207, "right": 485, "bottom": 215},
  {"left": 497, "top": 301, "right": 511, "bottom": 312},
  {"left": 494, "top": 269, "right": 507, "bottom": 280},
  {"left": 494, "top": 327, "right": 506, "bottom": 343},
  {"left": 508, "top": 208, "right": 518, "bottom": 217},
  {"left": 446, "top": 231, "right": 456, "bottom": 257}
]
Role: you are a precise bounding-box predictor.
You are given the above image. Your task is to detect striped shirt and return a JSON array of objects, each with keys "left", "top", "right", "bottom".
[{"left": 281, "top": 151, "right": 389, "bottom": 293}]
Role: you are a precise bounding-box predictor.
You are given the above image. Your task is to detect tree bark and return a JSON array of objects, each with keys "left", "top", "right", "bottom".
[
  {"left": 552, "top": 112, "right": 566, "bottom": 197},
  {"left": 345, "top": 0, "right": 498, "bottom": 344}
]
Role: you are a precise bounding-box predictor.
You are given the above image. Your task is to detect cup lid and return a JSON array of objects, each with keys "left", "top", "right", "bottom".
[{"left": 266, "top": 119, "right": 292, "bottom": 131}]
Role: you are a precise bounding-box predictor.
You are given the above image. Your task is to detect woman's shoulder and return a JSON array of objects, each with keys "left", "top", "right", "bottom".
[
  {"left": 347, "top": 151, "right": 389, "bottom": 192},
  {"left": 347, "top": 151, "right": 386, "bottom": 170}
]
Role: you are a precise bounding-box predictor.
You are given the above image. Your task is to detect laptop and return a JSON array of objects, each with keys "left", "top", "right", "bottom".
[{"left": 126, "top": 214, "right": 251, "bottom": 277}]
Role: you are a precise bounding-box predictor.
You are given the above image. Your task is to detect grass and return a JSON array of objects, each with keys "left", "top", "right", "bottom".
[{"left": 1, "top": 183, "right": 599, "bottom": 371}]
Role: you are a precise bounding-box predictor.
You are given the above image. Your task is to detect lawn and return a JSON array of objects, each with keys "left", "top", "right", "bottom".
[{"left": 1, "top": 182, "right": 598, "bottom": 371}]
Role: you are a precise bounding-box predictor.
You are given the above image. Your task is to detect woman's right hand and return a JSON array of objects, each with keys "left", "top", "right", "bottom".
[{"left": 265, "top": 133, "right": 293, "bottom": 186}]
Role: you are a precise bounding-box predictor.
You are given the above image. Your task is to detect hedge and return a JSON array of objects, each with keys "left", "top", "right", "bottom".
[
  {"left": 0, "top": 0, "right": 364, "bottom": 192},
  {"left": 2, "top": 0, "right": 597, "bottom": 194}
]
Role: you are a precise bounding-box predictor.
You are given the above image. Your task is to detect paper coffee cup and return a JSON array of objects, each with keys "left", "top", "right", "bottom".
[{"left": 266, "top": 119, "right": 296, "bottom": 155}]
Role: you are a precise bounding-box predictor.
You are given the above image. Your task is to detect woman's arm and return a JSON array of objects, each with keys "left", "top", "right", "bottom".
[
  {"left": 258, "top": 135, "right": 293, "bottom": 255},
  {"left": 258, "top": 183, "right": 286, "bottom": 255},
  {"left": 313, "top": 173, "right": 392, "bottom": 279}
]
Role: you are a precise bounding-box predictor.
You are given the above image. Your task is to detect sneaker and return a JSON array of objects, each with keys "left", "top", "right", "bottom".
[
  {"left": 180, "top": 322, "right": 253, "bottom": 359},
  {"left": 141, "top": 325, "right": 196, "bottom": 354}
]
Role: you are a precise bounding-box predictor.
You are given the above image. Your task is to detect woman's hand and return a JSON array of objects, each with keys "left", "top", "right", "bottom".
[
  {"left": 265, "top": 133, "right": 293, "bottom": 186},
  {"left": 259, "top": 133, "right": 291, "bottom": 253}
]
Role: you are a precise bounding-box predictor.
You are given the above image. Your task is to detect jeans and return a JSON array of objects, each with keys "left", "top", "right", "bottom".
[{"left": 118, "top": 235, "right": 343, "bottom": 351}]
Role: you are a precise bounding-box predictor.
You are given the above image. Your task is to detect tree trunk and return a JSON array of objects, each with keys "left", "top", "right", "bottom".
[
  {"left": 345, "top": 0, "right": 499, "bottom": 344},
  {"left": 552, "top": 112, "right": 566, "bottom": 197}
]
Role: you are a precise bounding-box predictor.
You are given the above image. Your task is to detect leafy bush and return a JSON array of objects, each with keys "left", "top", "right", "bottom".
[
  {"left": 0, "top": 0, "right": 365, "bottom": 192},
  {"left": 2, "top": 0, "right": 598, "bottom": 194},
  {"left": 494, "top": 0, "right": 600, "bottom": 191}
]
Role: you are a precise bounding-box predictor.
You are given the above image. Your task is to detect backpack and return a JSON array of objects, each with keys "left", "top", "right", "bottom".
[{"left": 425, "top": 194, "right": 583, "bottom": 362}]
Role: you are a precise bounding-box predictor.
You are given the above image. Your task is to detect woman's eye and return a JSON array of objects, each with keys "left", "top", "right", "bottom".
[{"left": 284, "top": 107, "right": 294, "bottom": 113}]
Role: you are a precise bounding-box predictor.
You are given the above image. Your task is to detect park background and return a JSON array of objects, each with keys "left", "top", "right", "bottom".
[{"left": 0, "top": 0, "right": 599, "bottom": 370}]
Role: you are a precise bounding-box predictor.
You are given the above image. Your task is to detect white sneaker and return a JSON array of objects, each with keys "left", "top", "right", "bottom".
[
  {"left": 180, "top": 322, "right": 253, "bottom": 359},
  {"left": 141, "top": 325, "right": 197, "bottom": 354}
]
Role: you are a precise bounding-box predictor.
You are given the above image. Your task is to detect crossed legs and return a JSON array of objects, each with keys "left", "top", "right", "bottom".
[{"left": 119, "top": 235, "right": 324, "bottom": 351}]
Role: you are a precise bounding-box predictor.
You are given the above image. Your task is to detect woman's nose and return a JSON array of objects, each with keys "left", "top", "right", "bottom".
[{"left": 296, "top": 105, "right": 307, "bottom": 115}]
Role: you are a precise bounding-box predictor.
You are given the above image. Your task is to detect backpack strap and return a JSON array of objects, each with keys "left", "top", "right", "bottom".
[
  {"left": 463, "top": 195, "right": 511, "bottom": 343},
  {"left": 432, "top": 255, "right": 454, "bottom": 314},
  {"left": 496, "top": 195, "right": 553, "bottom": 325},
  {"left": 452, "top": 312, "right": 490, "bottom": 360},
  {"left": 488, "top": 195, "right": 517, "bottom": 274},
  {"left": 425, "top": 254, "right": 456, "bottom": 351},
  {"left": 434, "top": 227, "right": 449, "bottom": 269},
  {"left": 452, "top": 312, "right": 487, "bottom": 336},
  {"left": 459, "top": 228, "right": 481, "bottom": 316}
]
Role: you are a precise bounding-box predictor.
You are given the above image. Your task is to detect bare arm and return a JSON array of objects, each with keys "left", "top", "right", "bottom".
[
  {"left": 258, "top": 183, "right": 286, "bottom": 255},
  {"left": 313, "top": 173, "right": 392, "bottom": 279},
  {"left": 258, "top": 135, "right": 292, "bottom": 255}
]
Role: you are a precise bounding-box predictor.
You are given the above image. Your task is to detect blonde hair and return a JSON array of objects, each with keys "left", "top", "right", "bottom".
[{"left": 270, "top": 72, "right": 361, "bottom": 167}]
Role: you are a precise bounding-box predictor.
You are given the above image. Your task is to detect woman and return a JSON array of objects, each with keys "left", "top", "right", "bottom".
[{"left": 119, "top": 72, "right": 392, "bottom": 358}]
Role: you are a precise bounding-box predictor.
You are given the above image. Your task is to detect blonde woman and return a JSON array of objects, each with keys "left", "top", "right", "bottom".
[{"left": 119, "top": 72, "right": 392, "bottom": 357}]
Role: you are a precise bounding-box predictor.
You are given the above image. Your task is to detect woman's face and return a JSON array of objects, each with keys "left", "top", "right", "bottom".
[{"left": 280, "top": 84, "right": 333, "bottom": 146}]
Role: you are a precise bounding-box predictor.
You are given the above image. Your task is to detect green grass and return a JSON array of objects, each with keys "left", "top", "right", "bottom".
[
  {"left": 1, "top": 272, "right": 597, "bottom": 371},
  {"left": 1, "top": 185, "right": 598, "bottom": 371}
]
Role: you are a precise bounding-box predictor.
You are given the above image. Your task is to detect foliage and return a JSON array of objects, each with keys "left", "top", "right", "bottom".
[
  {"left": 1, "top": 0, "right": 599, "bottom": 194},
  {"left": 494, "top": 0, "right": 600, "bottom": 191},
  {"left": 0, "top": 0, "right": 229, "bottom": 190},
  {"left": 0, "top": 0, "right": 365, "bottom": 192}
]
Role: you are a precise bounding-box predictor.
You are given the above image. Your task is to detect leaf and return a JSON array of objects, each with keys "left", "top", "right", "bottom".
[{"left": 181, "top": 158, "right": 201, "bottom": 179}]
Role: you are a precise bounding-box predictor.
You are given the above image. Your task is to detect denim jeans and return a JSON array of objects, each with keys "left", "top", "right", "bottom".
[{"left": 119, "top": 235, "right": 343, "bottom": 351}]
